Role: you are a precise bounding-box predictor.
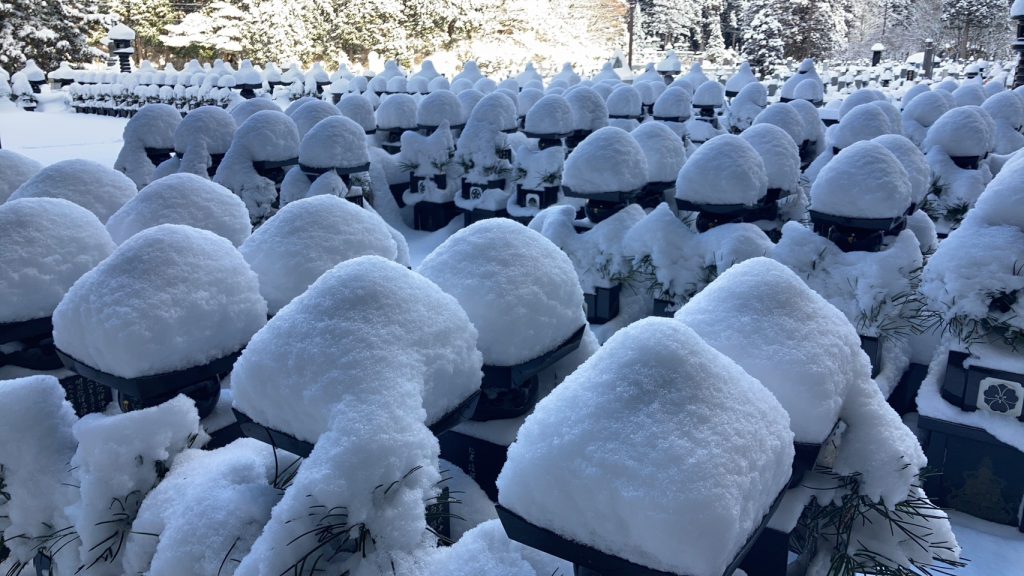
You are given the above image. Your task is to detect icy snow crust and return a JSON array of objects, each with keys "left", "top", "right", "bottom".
[
  {"left": 676, "top": 134, "right": 767, "bottom": 205},
  {"left": 240, "top": 195, "right": 398, "bottom": 314},
  {"left": 106, "top": 173, "right": 252, "bottom": 247},
  {"left": 114, "top": 104, "right": 182, "bottom": 189},
  {"left": 498, "top": 317, "right": 794, "bottom": 576},
  {"left": 0, "top": 150, "right": 41, "bottom": 203},
  {"left": 676, "top": 258, "right": 858, "bottom": 442},
  {"left": 231, "top": 256, "right": 483, "bottom": 444},
  {"left": 810, "top": 140, "right": 911, "bottom": 218},
  {"left": 562, "top": 126, "right": 647, "bottom": 193},
  {"left": 418, "top": 219, "right": 585, "bottom": 366},
  {"left": 0, "top": 198, "right": 115, "bottom": 323},
  {"left": 9, "top": 158, "right": 137, "bottom": 223},
  {"left": 53, "top": 224, "right": 267, "bottom": 378}
]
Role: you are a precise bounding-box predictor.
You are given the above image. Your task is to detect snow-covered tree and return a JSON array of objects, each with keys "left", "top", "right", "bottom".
[
  {"left": 942, "top": 0, "right": 1010, "bottom": 59},
  {"left": 0, "top": 0, "right": 97, "bottom": 71},
  {"left": 160, "top": 0, "right": 246, "bottom": 62},
  {"left": 741, "top": 0, "right": 786, "bottom": 75},
  {"left": 639, "top": 0, "right": 700, "bottom": 49},
  {"left": 106, "top": 0, "right": 180, "bottom": 62}
]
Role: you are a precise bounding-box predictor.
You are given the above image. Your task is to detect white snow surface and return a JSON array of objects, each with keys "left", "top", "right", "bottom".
[
  {"left": 810, "top": 140, "right": 911, "bottom": 218},
  {"left": 872, "top": 134, "right": 931, "bottom": 205},
  {"left": 106, "top": 173, "right": 251, "bottom": 247},
  {"left": 337, "top": 93, "right": 377, "bottom": 133},
  {"left": 214, "top": 110, "right": 300, "bottom": 221},
  {"left": 53, "top": 224, "right": 266, "bottom": 378},
  {"left": 376, "top": 93, "right": 418, "bottom": 130},
  {"left": 298, "top": 115, "right": 368, "bottom": 169},
  {"left": 9, "top": 158, "right": 137, "bottom": 223},
  {"left": 418, "top": 219, "right": 585, "bottom": 366},
  {"left": 631, "top": 121, "right": 686, "bottom": 183},
  {"left": 240, "top": 195, "right": 398, "bottom": 314},
  {"left": 725, "top": 62, "right": 757, "bottom": 93},
  {"left": 676, "top": 134, "right": 767, "bottom": 206},
  {"left": 524, "top": 94, "right": 573, "bottom": 135},
  {"left": 113, "top": 104, "right": 182, "bottom": 189},
  {"left": 832, "top": 103, "right": 893, "bottom": 151},
  {"left": 290, "top": 99, "right": 340, "bottom": 138},
  {"left": 562, "top": 127, "right": 647, "bottom": 193},
  {"left": 123, "top": 439, "right": 284, "bottom": 576},
  {"left": 497, "top": 317, "right": 794, "bottom": 576},
  {"left": 753, "top": 103, "right": 805, "bottom": 149},
  {"left": 0, "top": 198, "right": 115, "bottom": 323},
  {"left": 230, "top": 256, "right": 482, "bottom": 443},
  {"left": 417, "top": 90, "right": 465, "bottom": 128},
  {"left": 565, "top": 86, "right": 609, "bottom": 131},
  {"left": 159, "top": 106, "right": 237, "bottom": 178},
  {"left": 653, "top": 86, "right": 693, "bottom": 121},
  {"left": 0, "top": 150, "right": 41, "bottom": 203},
  {"left": 739, "top": 124, "right": 801, "bottom": 192},
  {"left": 922, "top": 105, "right": 996, "bottom": 157},
  {"left": 676, "top": 258, "right": 859, "bottom": 442},
  {"left": 228, "top": 98, "right": 280, "bottom": 126}
]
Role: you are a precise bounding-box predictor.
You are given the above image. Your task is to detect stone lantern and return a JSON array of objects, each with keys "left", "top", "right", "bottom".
[
  {"left": 871, "top": 43, "right": 885, "bottom": 67},
  {"left": 108, "top": 24, "right": 136, "bottom": 74},
  {"left": 1012, "top": 0, "right": 1024, "bottom": 88}
]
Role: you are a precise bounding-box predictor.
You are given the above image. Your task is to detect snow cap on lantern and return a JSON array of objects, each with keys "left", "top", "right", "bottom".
[
  {"left": 376, "top": 92, "right": 418, "bottom": 130},
  {"left": 290, "top": 99, "right": 340, "bottom": 138},
  {"left": 653, "top": 85, "right": 693, "bottom": 122},
  {"left": 794, "top": 78, "right": 824, "bottom": 105},
  {"left": 982, "top": 90, "right": 1024, "bottom": 129},
  {"left": 524, "top": 94, "right": 574, "bottom": 137},
  {"left": 158, "top": 106, "right": 236, "bottom": 178},
  {"left": 298, "top": 115, "right": 369, "bottom": 172},
  {"left": 952, "top": 82, "right": 987, "bottom": 107},
  {"left": 780, "top": 59, "right": 821, "bottom": 100},
  {"left": 418, "top": 219, "right": 585, "bottom": 366},
  {"left": 921, "top": 105, "right": 995, "bottom": 158},
  {"left": 114, "top": 103, "right": 182, "bottom": 187},
  {"left": 0, "top": 198, "right": 115, "bottom": 324},
  {"left": 231, "top": 256, "right": 483, "bottom": 443},
  {"left": 454, "top": 60, "right": 484, "bottom": 85},
  {"left": 607, "top": 84, "right": 642, "bottom": 117},
  {"left": 335, "top": 92, "right": 377, "bottom": 133},
  {"left": 868, "top": 100, "right": 903, "bottom": 133},
  {"left": 428, "top": 75, "right": 450, "bottom": 92},
  {"left": 239, "top": 195, "right": 398, "bottom": 315},
  {"left": 385, "top": 75, "right": 408, "bottom": 95},
  {"left": 631, "top": 121, "right": 687, "bottom": 184},
  {"left": 962, "top": 160, "right": 1024, "bottom": 230},
  {"left": 831, "top": 103, "right": 893, "bottom": 151},
  {"left": 692, "top": 80, "right": 725, "bottom": 110},
  {"left": 872, "top": 134, "right": 930, "bottom": 207},
  {"left": 53, "top": 224, "right": 267, "bottom": 379},
  {"left": 726, "top": 82, "right": 767, "bottom": 131},
  {"left": 740, "top": 124, "right": 801, "bottom": 194},
  {"left": 752, "top": 103, "right": 804, "bottom": 148},
  {"left": 228, "top": 98, "right": 279, "bottom": 126},
  {"left": 497, "top": 317, "right": 794, "bottom": 576},
  {"left": 9, "top": 159, "right": 136, "bottom": 223},
  {"left": 676, "top": 134, "right": 768, "bottom": 206},
  {"left": 407, "top": 75, "right": 429, "bottom": 94},
  {"left": 810, "top": 140, "right": 911, "bottom": 219},
  {"left": 681, "top": 61, "right": 709, "bottom": 88},
  {"left": 656, "top": 50, "right": 682, "bottom": 75},
  {"left": 475, "top": 76, "right": 499, "bottom": 94},
  {"left": 788, "top": 98, "right": 824, "bottom": 143},
  {"left": 553, "top": 62, "right": 581, "bottom": 86},
  {"left": 838, "top": 89, "right": 885, "bottom": 117},
  {"left": 725, "top": 62, "right": 757, "bottom": 96},
  {"left": 563, "top": 127, "right": 648, "bottom": 194},
  {"left": 518, "top": 87, "right": 545, "bottom": 118},
  {"left": 458, "top": 88, "right": 485, "bottom": 118},
  {"left": 677, "top": 257, "right": 868, "bottom": 442},
  {"left": 417, "top": 89, "right": 465, "bottom": 130},
  {"left": 902, "top": 90, "right": 951, "bottom": 128},
  {"left": 0, "top": 150, "right": 41, "bottom": 203},
  {"left": 566, "top": 86, "right": 609, "bottom": 132},
  {"left": 214, "top": 110, "right": 300, "bottom": 218},
  {"left": 900, "top": 83, "right": 931, "bottom": 110}
]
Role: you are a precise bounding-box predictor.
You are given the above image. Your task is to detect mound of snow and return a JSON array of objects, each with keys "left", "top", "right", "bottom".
[
  {"left": 114, "top": 104, "right": 182, "bottom": 189},
  {"left": 10, "top": 159, "right": 137, "bottom": 223},
  {"left": 631, "top": 121, "right": 686, "bottom": 183},
  {"left": 106, "top": 173, "right": 251, "bottom": 246},
  {"left": 498, "top": 317, "right": 794, "bottom": 576},
  {"left": 810, "top": 140, "right": 910, "bottom": 218},
  {"left": 0, "top": 150, "right": 41, "bottom": 203},
  {"left": 290, "top": 99, "right": 340, "bottom": 138},
  {"left": 872, "top": 134, "right": 930, "bottom": 206},
  {"left": 229, "top": 98, "right": 279, "bottom": 126},
  {"left": 565, "top": 86, "right": 609, "bottom": 132},
  {"left": 832, "top": 104, "right": 893, "bottom": 151},
  {"left": 524, "top": 94, "right": 573, "bottom": 136},
  {"left": 53, "top": 224, "right": 266, "bottom": 378},
  {"left": 677, "top": 134, "right": 767, "bottom": 206},
  {"left": 740, "top": 124, "right": 801, "bottom": 192},
  {"left": 922, "top": 105, "right": 996, "bottom": 157},
  {"left": 563, "top": 127, "right": 647, "bottom": 193},
  {"left": 753, "top": 103, "right": 805, "bottom": 148}
]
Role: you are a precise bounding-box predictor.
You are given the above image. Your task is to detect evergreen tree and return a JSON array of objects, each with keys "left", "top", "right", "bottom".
[
  {"left": 0, "top": 0, "right": 96, "bottom": 70},
  {"left": 108, "top": 0, "right": 180, "bottom": 61},
  {"left": 942, "top": 0, "right": 1009, "bottom": 59},
  {"left": 639, "top": 0, "right": 699, "bottom": 49},
  {"left": 742, "top": 2, "right": 785, "bottom": 75}
]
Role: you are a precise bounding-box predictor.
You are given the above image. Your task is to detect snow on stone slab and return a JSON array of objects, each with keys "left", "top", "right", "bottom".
[
  {"left": 631, "top": 121, "right": 686, "bottom": 183},
  {"left": 228, "top": 98, "right": 280, "bottom": 126},
  {"left": 810, "top": 140, "right": 911, "bottom": 218},
  {"left": 565, "top": 86, "right": 609, "bottom": 132},
  {"left": 0, "top": 375, "right": 79, "bottom": 567},
  {"left": 922, "top": 105, "right": 996, "bottom": 158},
  {"left": 524, "top": 94, "right": 573, "bottom": 136},
  {"left": 0, "top": 150, "right": 40, "bottom": 203},
  {"left": 752, "top": 103, "right": 804, "bottom": 149},
  {"left": 9, "top": 158, "right": 137, "bottom": 223},
  {"left": 872, "top": 134, "right": 930, "bottom": 206},
  {"left": 214, "top": 110, "right": 300, "bottom": 221},
  {"left": 417, "top": 89, "right": 465, "bottom": 128},
  {"left": 497, "top": 317, "right": 794, "bottom": 576},
  {"left": 0, "top": 198, "right": 115, "bottom": 323},
  {"left": 418, "top": 219, "right": 585, "bottom": 366},
  {"left": 675, "top": 258, "right": 859, "bottom": 443},
  {"left": 739, "top": 123, "right": 801, "bottom": 193},
  {"left": 412, "top": 519, "right": 571, "bottom": 576},
  {"left": 676, "top": 134, "right": 767, "bottom": 206},
  {"left": 231, "top": 256, "right": 482, "bottom": 444},
  {"left": 240, "top": 195, "right": 398, "bottom": 314},
  {"left": 297, "top": 115, "right": 368, "bottom": 170},
  {"left": 831, "top": 103, "right": 894, "bottom": 151},
  {"left": 563, "top": 126, "right": 647, "bottom": 194},
  {"left": 377, "top": 93, "right": 419, "bottom": 130},
  {"left": 725, "top": 62, "right": 757, "bottom": 94},
  {"left": 53, "top": 224, "right": 266, "bottom": 378},
  {"left": 158, "top": 106, "right": 237, "bottom": 178},
  {"left": 122, "top": 439, "right": 285, "bottom": 576},
  {"left": 70, "top": 395, "right": 203, "bottom": 576},
  {"left": 105, "top": 173, "right": 252, "bottom": 247},
  {"left": 114, "top": 104, "right": 183, "bottom": 189},
  {"left": 290, "top": 99, "right": 340, "bottom": 138}
]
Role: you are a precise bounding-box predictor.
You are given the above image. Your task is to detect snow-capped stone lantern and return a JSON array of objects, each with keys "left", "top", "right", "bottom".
[
  {"left": 454, "top": 92, "right": 518, "bottom": 226},
  {"left": 688, "top": 81, "right": 726, "bottom": 145},
  {"left": 1012, "top": 0, "right": 1024, "bottom": 88},
  {"left": 53, "top": 224, "right": 267, "bottom": 418},
  {"left": 47, "top": 62, "right": 75, "bottom": 89},
  {"left": 280, "top": 115, "right": 370, "bottom": 206},
  {"left": 808, "top": 140, "right": 911, "bottom": 252},
  {"left": 921, "top": 105, "right": 995, "bottom": 235},
  {"left": 632, "top": 121, "right": 686, "bottom": 211},
  {"left": 108, "top": 23, "right": 136, "bottom": 73},
  {"left": 417, "top": 89, "right": 465, "bottom": 137},
  {"left": 0, "top": 198, "right": 116, "bottom": 416},
  {"left": 233, "top": 60, "right": 262, "bottom": 99},
  {"left": 513, "top": 94, "right": 574, "bottom": 217},
  {"left": 18, "top": 60, "right": 45, "bottom": 94},
  {"left": 420, "top": 220, "right": 591, "bottom": 500},
  {"left": 780, "top": 58, "right": 821, "bottom": 103},
  {"left": 114, "top": 103, "right": 182, "bottom": 189},
  {"left": 871, "top": 43, "right": 885, "bottom": 67},
  {"left": 230, "top": 256, "right": 483, "bottom": 459},
  {"left": 564, "top": 86, "right": 609, "bottom": 152},
  {"left": 656, "top": 50, "right": 682, "bottom": 84},
  {"left": 375, "top": 93, "right": 418, "bottom": 154},
  {"left": 400, "top": 122, "right": 460, "bottom": 231},
  {"left": 676, "top": 134, "right": 777, "bottom": 232},
  {"left": 606, "top": 84, "right": 643, "bottom": 130},
  {"left": 725, "top": 62, "right": 757, "bottom": 99},
  {"left": 496, "top": 318, "right": 793, "bottom": 576},
  {"left": 563, "top": 127, "right": 648, "bottom": 225}
]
